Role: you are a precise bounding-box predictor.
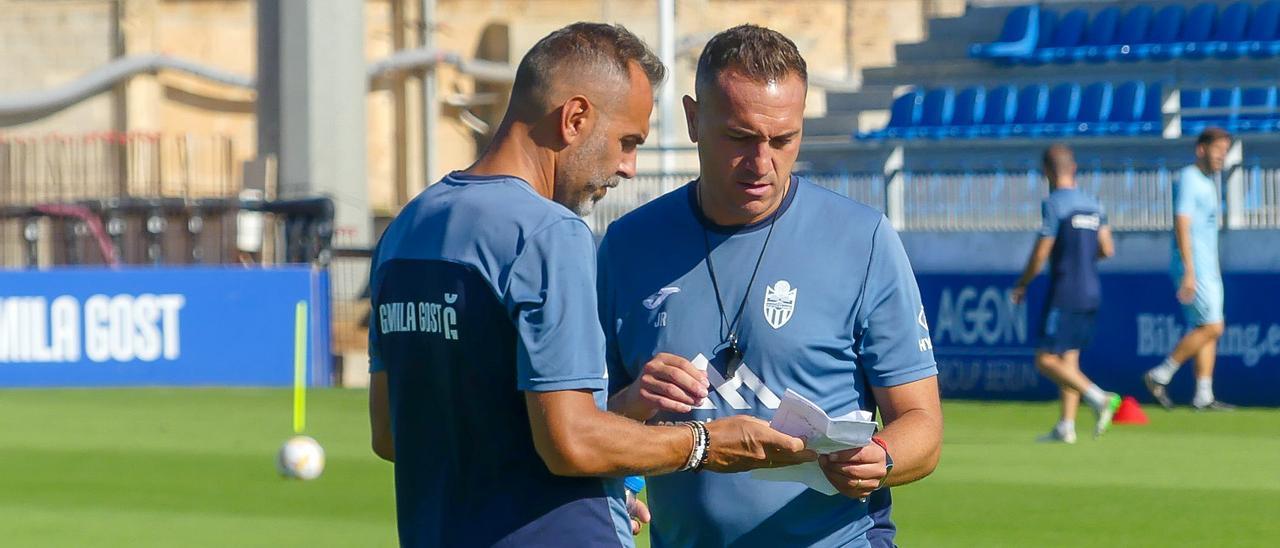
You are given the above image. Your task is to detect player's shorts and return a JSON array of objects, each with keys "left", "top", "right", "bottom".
[
  {"left": 1037, "top": 307, "right": 1097, "bottom": 354},
  {"left": 1177, "top": 272, "right": 1224, "bottom": 326}
]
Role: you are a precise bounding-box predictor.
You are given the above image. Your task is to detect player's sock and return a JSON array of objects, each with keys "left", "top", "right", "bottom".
[
  {"left": 1056, "top": 419, "right": 1075, "bottom": 434},
  {"left": 1147, "top": 357, "right": 1179, "bottom": 385},
  {"left": 1082, "top": 384, "right": 1108, "bottom": 411},
  {"left": 1193, "top": 377, "right": 1214, "bottom": 407}
]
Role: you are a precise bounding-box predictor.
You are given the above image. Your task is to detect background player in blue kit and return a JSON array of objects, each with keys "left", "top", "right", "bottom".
[
  {"left": 366, "top": 23, "right": 813, "bottom": 548},
  {"left": 1011, "top": 144, "right": 1121, "bottom": 443},
  {"left": 1143, "top": 128, "right": 1236, "bottom": 411},
  {"left": 598, "top": 25, "right": 942, "bottom": 547}
]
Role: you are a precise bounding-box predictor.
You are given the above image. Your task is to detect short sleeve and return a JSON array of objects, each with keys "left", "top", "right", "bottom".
[
  {"left": 367, "top": 245, "right": 386, "bottom": 374},
  {"left": 596, "top": 233, "right": 633, "bottom": 395},
  {"left": 505, "top": 218, "right": 609, "bottom": 393},
  {"left": 1173, "top": 168, "right": 1196, "bottom": 217},
  {"left": 855, "top": 218, "right": 938, "bottom": 387},
  {"left": 1038, "top": 199, "right": 1059, "bottom": 238},
  {"left": 1097, "top": 200, "right": 1109, "bottom": 226}
]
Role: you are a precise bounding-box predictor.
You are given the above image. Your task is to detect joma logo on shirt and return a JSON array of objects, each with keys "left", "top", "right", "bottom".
[
  {"left": 378, "top": 294, "right": 460, "bottom": 340},
  {"left": 691, "top": 353, "right": 781, "bottom": 410}
]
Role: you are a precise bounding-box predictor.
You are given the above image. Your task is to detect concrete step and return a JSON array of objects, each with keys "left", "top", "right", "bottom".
[
  {"left": 826, "top": 87, "right": 897, "bottom": 113},
  {"left": 803, "top": 113, "right": 862, "bottom": 138}
]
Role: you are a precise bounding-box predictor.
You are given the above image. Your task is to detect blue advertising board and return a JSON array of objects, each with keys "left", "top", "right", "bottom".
[
  {"left": 0, "top": 266, "right": 331, "bottom": 387},
  {"left": 919, "top": 272, "right": 1280, "bottom": 406}
]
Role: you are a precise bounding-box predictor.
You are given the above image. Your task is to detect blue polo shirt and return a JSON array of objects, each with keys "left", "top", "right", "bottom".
[
  {"left": 1038, "top": 187, "right": 1107, "bottom": 311},
  {"left": 598, "top": 177, "right": 937, "bottom": 547},
  {"left": 369, "top": 172, "right": 632, "bottom": 548}
]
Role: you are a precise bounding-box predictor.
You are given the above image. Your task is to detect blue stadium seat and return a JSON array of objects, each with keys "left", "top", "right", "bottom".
[
  {"left": 1074, "top": 82, "right": 1114, "bottom": 134},
  {"left": 946, "top": 87, "right": 986, "bottom": 138},
  {"left": 1235, "top": 86, "right": 1278, "bottom": 132},
  {"left": 1034, "top": 9, "right": 1089, "bottom": 64},
  {"left": 1143, "top": 5, "right": 1187, "bottom": 60},
  {"left": 975, "top": 85, "right": 1017, "bottom": 137},
  {"left": 1104, "top": 81, "right": 1147, "bottom": 135},
  {"left": 1178, "top": 3, "right": 1220, "bottom": 60},
  {"left": 857, "top": 90, "right": 922, "bottom": 140},
  {"left": 1109, "top": 6, "right": 1155, "bottom": 61},
  {"left": 1007, "top": 84, "right": 1049, "bottom": 136},
  {"left": 1241, "top": 0, "right": 1280, "bottom": 58},
  {"left": 911, "top": 87, "right": 957, "bottom": 139},
  {"left": 1206, "top": 1, "right": 1252, "bottom": 59},
  {"left": 1077, "top": 7, "right": 1121, "bottom": 62},
  {"left": 1133, "top": 83, "right": 1165, "bottom": 135},
  {"left": 1184, "top": 87, "right": 1240, "bottom": 134},
  {"left": 970, "top": 5, "right": 1041, "bottom": 60},
  {"left": 1019, "top": 9, "right": 1061, "bottom": 66},
  {"left": 1035, "top": 83, "right": 1082, "bottom": 135}
]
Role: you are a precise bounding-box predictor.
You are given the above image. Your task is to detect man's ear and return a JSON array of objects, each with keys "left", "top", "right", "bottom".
[
  {"left": 559, "top": 95, "right": 592, "bottom": 147},
  {"left": 682, "top": 95, "right": 699, "bottom": 143}
]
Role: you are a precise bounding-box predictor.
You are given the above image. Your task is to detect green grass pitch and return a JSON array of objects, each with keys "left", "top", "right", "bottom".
[{"left": 1, "top": 389, "right": 1276, "bottom": 547}]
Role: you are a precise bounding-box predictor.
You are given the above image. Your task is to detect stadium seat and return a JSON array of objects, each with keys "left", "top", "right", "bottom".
[
  {"left": 1008, "top": 84, "right": 1049, "bottom": 136},
  {"left": 1241, "top": 0, "right": 1280, "bottom": 58},
  {"left": 1074, "top": 82, "right": 1114, "bottom": 134},
  {"left": 1035, "top": 82, "right": 1082, "bottom": 135},
  {"left": 1184, "top": 87, "right": 1240, "bottom": 134},
  {"left": 1077, "top": 7, "right": 1122, "bottom": 62},
  {"left": 975, "top": 85, "right": 1018, "bottom": 137},
  {"left": 1178, "top": 3, "right": 1220, "bottom": 60},
  {"left": 910, "top": 87, "right": 957, "bottom": 138},
  {"left": 1236, "top": 86, "right": 1278, "bottom": 131},
  {"left": 970, "top": 5, "right": 1040, "bottom": 60},
  {"left": 946, "top": 87, "right": 986, "bottom": 138},
  {"left": 1104, "top": 81, "right": 1148, "bottom": 135},
  {"left": 1016, "top": 9, "right": 1061, "bottom": 66},
  {"left": 856, "top": 89, "right": 922, "bottom": 140},
  {"left": 1142, "top": 5, "right": 1187, "bottom": 60},
  {"left": 1034, "top": 9, "right": 1089, "bottom": 64},
  {"left": 1206, "top": 1, "right": 1253, "bottom": 59},
  {"left": 1109, "top": 6, "right": 1155, "bottom": 62}
]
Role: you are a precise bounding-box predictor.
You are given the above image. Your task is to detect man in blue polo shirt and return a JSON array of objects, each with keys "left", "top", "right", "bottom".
[
  {"left": 367, "top": 23, "right": 812, "bottom": 548},
  {"left": 599, "top": 25, "right": 942, "bottom": 547},
  {"left": 1143, "top": 128, "right": 1235, "bottom": 411},
  {"left": 1011, "top": 144, "right": 1121, "bottom": 443}
]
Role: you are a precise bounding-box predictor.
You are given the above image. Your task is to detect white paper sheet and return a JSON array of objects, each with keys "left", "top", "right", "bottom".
[{"left": 750, "top": 389, "right": 878, "bottom": 495}]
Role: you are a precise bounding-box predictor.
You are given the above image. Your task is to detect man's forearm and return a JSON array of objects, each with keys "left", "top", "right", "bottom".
[
  {"left": 1175, "top": 216, "right": 1195, "bottom": 275},
  {"left": 531, "top": 391, "right": 692, "bottom": 477},
  {"left": 1015, "top": 254, "right": 1043, "bottom": 288},
  {"left": 876, "top": 408, "right": 942, "bottom": 487},
  {"left": 1015, "top": 239, "right": 1051, "bottom": 287}
]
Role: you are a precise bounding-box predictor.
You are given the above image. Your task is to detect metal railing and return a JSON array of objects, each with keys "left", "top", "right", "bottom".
[
  {"left": 582, "top": 172, "right": 888, "bottom": 233},
  {"left": 1244, "top": 164, "right": 1280, "bottom": 228},
  {"left": 584, "top": 164, "right": 1280, "bottom": 234}
]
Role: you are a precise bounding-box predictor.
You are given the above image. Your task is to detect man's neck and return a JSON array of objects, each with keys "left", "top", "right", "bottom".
[
  {"left": 463, "top": 123, "right": 555, "bottom": 198},
  {"left": 1196, "top": 161, "right": 1215, "bottom": 178}
]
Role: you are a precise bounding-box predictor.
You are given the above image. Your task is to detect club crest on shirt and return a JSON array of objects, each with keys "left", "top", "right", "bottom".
[{"left": 763, "top": 280, "right": 797, "bottom": 329}]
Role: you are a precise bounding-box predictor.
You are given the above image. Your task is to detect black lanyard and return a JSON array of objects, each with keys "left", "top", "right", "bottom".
[{"left": 697, "top": 183, "right": 779, "bottom": 376}]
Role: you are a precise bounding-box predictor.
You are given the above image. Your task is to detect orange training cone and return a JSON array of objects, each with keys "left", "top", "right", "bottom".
[{"left": 1112, "top": 396, "right": 1148, "bottom": 425}]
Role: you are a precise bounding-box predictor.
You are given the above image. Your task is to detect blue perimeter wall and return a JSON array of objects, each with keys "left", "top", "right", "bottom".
[
  {"left": 0, "top": 266, "right": 331, "bottom": 388},
  {"left": 903, "top": 230, "right": 1280, "bottom": 406}
]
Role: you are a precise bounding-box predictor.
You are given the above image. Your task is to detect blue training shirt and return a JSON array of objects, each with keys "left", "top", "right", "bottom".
[
  {"left": 598, "top": 177, "right": 937, "bottom": 547},
  {"left": 1171, "top": 164, "right": 1221, "bottom": 280},
  {"left": 369, "top": 172, "right": 632, "bottom": 548},
  {"left": 1038, "top": 187, "right": 1107, "bottom": 311}
]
